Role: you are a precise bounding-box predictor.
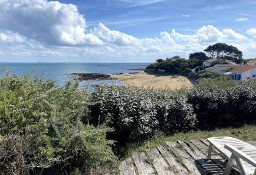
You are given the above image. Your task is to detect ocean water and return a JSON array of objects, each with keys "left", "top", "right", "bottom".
[{"left": 0, "top": 63, "right": 148, "bottom": 89}]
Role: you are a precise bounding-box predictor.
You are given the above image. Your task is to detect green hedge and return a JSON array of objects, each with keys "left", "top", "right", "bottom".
[
  {"left": 0, "top": 72, "right": 116, "bottom": 175},
  {"left": 188, "top": 78, "right": 256, "bottom": 128},
  {"left": 232, "top": 79, "right": 256, "bottom": 122},
  {"left": 188, "top": 78, "right": 235, "bottom": 128},
  {"left": 89, "top": 86, "right": 197, "bottom": 142}
]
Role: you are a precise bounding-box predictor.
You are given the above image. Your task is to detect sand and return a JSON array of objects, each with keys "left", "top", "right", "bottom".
[{"left": 111, "top": 71, "right": 193, "bottom": 90}]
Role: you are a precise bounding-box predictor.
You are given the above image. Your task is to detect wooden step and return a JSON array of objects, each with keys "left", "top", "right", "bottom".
[
  {"left": 147, "top": 148, "right": 174, "bottom": 175},
  {"left": 119, "top": 157, "right": 137, "bottom": 175},
  {"left": 157, "top": 145, "right": 189, "bottom": 175},
  {"left": 132, "top": 152, "right": 156, "bottom": 175}
]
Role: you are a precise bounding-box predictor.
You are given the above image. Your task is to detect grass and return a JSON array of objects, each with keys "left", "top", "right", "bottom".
[{"left": 123, "top": 124, "right": 256, "bottom": 157}]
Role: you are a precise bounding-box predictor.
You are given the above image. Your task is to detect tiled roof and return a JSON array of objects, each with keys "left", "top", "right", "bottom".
[
  {"left": 231, "top": 65, "right": 256, "bottom": 73},
  {"left": 214, "top": 64, "right": 239, "bottom": 67},
  {"left": 247, "top": 61, "right": 256, "bottom": 65}
]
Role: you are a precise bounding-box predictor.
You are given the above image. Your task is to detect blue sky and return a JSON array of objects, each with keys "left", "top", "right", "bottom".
[{"left": 0, "top": 0, "right": 256, "bottom": 62}]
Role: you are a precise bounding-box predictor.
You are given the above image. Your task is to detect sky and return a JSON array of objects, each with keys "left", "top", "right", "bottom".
[{"left": 0, "top": 0, "right": 256, "bottom": 63}]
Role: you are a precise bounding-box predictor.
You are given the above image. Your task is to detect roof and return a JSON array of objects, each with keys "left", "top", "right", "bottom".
[
  {"left": 214, "top": 64, "right": 239, "bottom": 67},
  {"left": 247, "top": 61, "right": 256, "bottom": 65},
  {"left": 231, "top": 65, "right": 256, "bottom": 73}
]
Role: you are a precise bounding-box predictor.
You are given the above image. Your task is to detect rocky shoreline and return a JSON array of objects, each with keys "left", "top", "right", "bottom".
[
  {"left": 70, "top": 71, "right": 142, "bottom": 81},
  {"left": 71, "top": 73, "right": 111, "bottom": 80}
]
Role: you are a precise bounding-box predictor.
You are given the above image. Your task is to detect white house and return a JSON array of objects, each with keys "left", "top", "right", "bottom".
[
  {"left": 225, "top": 65, "right": 256, "bottom": 81},
  {"left": 205, "top": 64, "right": 240, "bottom": 74},
  {"left": 247, "top": 60, "right": 256, "bottom": 66},
  {"left": 202, "top": 58, "right": 218, "bottom": 67}
]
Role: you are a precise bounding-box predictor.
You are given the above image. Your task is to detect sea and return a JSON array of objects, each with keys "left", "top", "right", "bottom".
[{"left": 0, "top": 63, "right": 148, "bottom": 90}]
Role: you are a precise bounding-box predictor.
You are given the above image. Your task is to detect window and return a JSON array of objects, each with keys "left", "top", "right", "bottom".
[{"left": 235, "top": 74, "right": 241, "bottom": 80}]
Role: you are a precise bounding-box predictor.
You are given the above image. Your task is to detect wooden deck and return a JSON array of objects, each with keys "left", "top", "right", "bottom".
[{"left": 119, "top": 139, "right": 256, "bottom": 175}]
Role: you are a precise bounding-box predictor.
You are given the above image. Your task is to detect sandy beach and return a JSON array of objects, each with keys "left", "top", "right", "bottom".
[{"left": 111, "top": 71, "right": 193, "bottom": 90}]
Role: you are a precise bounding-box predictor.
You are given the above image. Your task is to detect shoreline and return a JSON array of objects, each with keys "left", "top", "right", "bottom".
[{"left": 111, "top": 71, "right": 193, "bottom": 90}]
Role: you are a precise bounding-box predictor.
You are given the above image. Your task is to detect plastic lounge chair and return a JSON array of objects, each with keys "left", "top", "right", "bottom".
[{"left": 207, "top": 136, "right": 256, "bottom": 175}]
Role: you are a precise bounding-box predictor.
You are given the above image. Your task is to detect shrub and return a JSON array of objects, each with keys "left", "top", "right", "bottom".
[
  {"left": 188, "top": 77, "right": 236, "bottom": 128},
  {"left": 0, "top": 72, "right": 116, "bottom": 175},
  {"left": 153, "top": 91, "right": 197, "bottom": 134},
  {"left": 231, "top": 79, "right": 256, "bottom": 123},
  {"left": 196, "top": 71, "right": 221, "bottom": 79},
  {"left": 89, "top": 86, "right": 196, "bottom": 143}
]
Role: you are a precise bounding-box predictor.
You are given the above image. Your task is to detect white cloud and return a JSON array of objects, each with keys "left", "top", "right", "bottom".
[
  {"left": 0, "top": 1, "right": 255, "bottom": 62},
  {"left": 0, "top": 0, "right": 102, "bottom": 46},
  {"left": 0, "top": 32, "right": 26, "bottom": 43},
  {"left": 223, "top": 29, "right": 247, "bottom": 40},
  {"left": 247, "top": 28, "right": 256, "bottom": 38},
  {"left": 235, "top": 18, "right": 248, "bottom": 22},
  {"left": 91, "top": 23, "right": 139, "bottom": 46},
  {"left": 1, "top": 23, "right": 255, "bottom": 61},
  {"left": 196, "top": 25, "right": 225, "bottom": 43}
]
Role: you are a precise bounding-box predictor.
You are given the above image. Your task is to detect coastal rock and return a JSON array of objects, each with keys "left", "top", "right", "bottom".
[{"left": 71, "top": 73, "right": 110, "bottom": 80}]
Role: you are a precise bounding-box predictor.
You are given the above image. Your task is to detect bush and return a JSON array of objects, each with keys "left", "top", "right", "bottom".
[
  {"left": 89, "top": 86, "right": 196, "bottom": 143},
  {"left": 188, "top": 78, "right": 236, "bottom": 128},
  {"left": 0, "top": 72, "right": 116, "bottom": 175},
  {"left": 196, "top": 71, "right": 221, "bottom": 79},
  {"left": 232, "top": 79, "right": 256, "bottom": 123},
  {"left": 153, "top": 91, "right": 197, "bottom": 134}
]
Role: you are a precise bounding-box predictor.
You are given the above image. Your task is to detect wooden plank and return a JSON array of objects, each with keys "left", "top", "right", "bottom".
[
  {"left": 157, "top": 145, "right": 188, "bottom": 175},
  {"left": 190, "top": 140, "right": 209, "bottom": 156},
  {"left": 190, "top": 140, "right": 224, "bottom": 159},
  {"left": 183, "top": 140, "right": 205, "bottom": 158},
  {"left": 247, "top": 141, "right": 256, "bottom": 147},
  {"left": 190, "top": 140, "right": 226, "bottom": 168},
  {"left": 147, "top": 148, "right": 174, "bottom": 175},
  {"left": 132, "top": 152, "right": 156, "bottom": 175},
  {"left": 166, "top": 141, "right": 201, "bottom": 175},
  {"left": 201, "top": 139, "right": 209, "bottom": 146},
  {"left": 183, "top": 140, "right": 225, "bottom": 175},
  {"left": 119, "top": 157, "right": 137, "bottom": 175}
]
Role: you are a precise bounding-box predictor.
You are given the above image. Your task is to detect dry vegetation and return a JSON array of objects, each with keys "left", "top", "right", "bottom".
[{"left": 111, "top": 71, "right": 193, "bottom": 90}]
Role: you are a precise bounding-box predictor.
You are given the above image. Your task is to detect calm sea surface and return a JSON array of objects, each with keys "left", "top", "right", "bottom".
[{"left": 0, "top": 63, "right": 148, "bottom": 89}]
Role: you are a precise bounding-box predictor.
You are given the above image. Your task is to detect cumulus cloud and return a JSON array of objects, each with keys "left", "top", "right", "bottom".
[
  {"left": 170, "top": 25, "right": 247, "bottom": 44},
  {"left": 223, "top": 29, "right": 247, "bottom": 40},
  {"left": 247, "top": 28, "right": 256, "bottom": 38},
  {"left": 91, "top": 23, "right": 139, "bottom": 46},
  {"left": 0, "top": 0, "right": 102, "bottom": 46},
  {"left": 235, "top": 18, "right": 248, "bottom": 22},
  {"left": 0, "top": 20, "right": 255, "bottom": 61}
]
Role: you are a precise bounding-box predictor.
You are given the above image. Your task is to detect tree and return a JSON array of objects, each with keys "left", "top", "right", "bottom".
[
  {"left": 204, "top": 43, "right": 243, "bottom": 62},
  {"left": 156, "top": 59, "right": 164, "bottom": 63},
  {"left": 189, "top": 52, "right": 208, "bottom": 60}
]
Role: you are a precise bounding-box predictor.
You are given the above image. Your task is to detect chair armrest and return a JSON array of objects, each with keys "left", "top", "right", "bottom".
[{"left": 224, "top": 144, "right": 256, "bottom": 167}]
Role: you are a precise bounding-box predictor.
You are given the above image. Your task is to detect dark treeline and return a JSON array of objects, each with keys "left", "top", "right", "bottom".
[{"left": 146, "top": 43, "right": 244, "bottom": 76}]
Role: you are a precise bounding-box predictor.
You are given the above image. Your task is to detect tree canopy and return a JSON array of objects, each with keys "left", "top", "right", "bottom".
[
  {"left": 204, "top": 43, "right": 242, "bottom": 62},
  {"left": 189, "top": 52, "right": 208, "bottom": 60},
  {"left": 146, "top": 56, "right": 202, "bottom": 75}
]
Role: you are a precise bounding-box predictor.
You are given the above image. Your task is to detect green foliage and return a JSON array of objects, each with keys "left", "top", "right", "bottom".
[
  {"left": 156, "top": 59, "right": 164, "bottom": 63},
  {"left": 0, "top": 72, "right": 116, "bottom": 175},
  {"left": 231, "top": 79, "right": 256, "bottom": 122},
  {"left": 146, "top": 56, "right": 202, "bottom": 75},
  {"left": 196, "top": 71, "right": 221, "bottom": 79},
  {"left": 189, "top": 52, "right": 208, "bottom": 60},
  {"left": 89, "top": 86, "right": 196, "bottom": 143},
  {"left": 188, "top": 77, "right": 256, "bottom": 128},
  {"left": 204, "top": 43, "right": 243, "bottom": 62}
]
